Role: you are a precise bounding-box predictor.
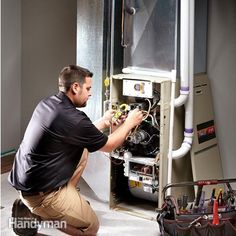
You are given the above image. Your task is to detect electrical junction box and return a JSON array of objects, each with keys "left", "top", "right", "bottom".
[
  {"left": 122, "top": 79, "right": 153, "bottom": 98},
  {"left": 109, "top": 73, "right": 171, "bottom": 220}
]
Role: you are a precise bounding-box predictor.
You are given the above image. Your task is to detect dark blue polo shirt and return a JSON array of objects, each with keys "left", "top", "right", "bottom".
[{"left": 8, "top": 92, "right": 108, "bottom": 192}]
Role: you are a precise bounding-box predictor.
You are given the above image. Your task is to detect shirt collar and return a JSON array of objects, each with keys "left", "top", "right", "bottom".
[{"left": 56, "top": 91, "right": 75, "bottom": 107}]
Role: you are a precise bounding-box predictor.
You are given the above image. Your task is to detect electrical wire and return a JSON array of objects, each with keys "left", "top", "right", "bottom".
[
  {"left": 142, "top": 98, "right": 152, "bottom": 120},
  {"left": 103, "top": 151, "right": 124, "bottom": 165},
  {"left": 151, "top": 90, "right": 160, "bottom": 110},
  {"left": 127, "top": 98, "right": 152, "bottom": 139},
  {"left": 140, "top": 134, "right": 159, "bottom": 145}
]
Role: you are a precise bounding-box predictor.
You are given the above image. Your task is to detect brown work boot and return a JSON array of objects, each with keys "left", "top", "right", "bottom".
[{"left": 11, "top": 199, "right": 40, "bottom": 236}]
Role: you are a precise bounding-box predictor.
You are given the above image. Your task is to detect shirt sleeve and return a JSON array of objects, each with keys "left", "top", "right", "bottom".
[{"left": 66, "top": 115, "right": 108, "bottom": 152}]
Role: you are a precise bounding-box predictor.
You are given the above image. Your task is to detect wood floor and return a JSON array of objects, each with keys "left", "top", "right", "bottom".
[{"left": 1, "top": 154, "right": 14, "bottom": 174}]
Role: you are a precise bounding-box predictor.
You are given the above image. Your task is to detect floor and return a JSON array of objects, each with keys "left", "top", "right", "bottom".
[{"left": 1, "top": 172, "right": 161, "bottom": 236}]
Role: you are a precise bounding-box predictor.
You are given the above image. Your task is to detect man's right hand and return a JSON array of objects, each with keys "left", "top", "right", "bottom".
[
  {"left": 125, "top": 108, "right": 143, "bottom": 128},
  {"left": 100, "top": 108, "right": 143, "bottom": 153}
]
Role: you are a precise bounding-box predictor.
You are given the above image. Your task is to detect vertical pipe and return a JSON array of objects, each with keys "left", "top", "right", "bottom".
[
  {"left": 185, "top": 0, "right": 194, "bottom": 136},
  {"left": 168, "top": 0, "right": 191, "bottom": 191},
  {"left": 180, "top": 0, "right": 190, "bottom": 92},
  {"left": 174, "top": 0, "right": 190, "bottom": 107},
  {"left": 166, "top": 70, "right": 177, "bottom": 196},
  {"left": 167, "top": 0, "right": 195, "bottom": 196},
  {"left": 172, "top": 0, "right": 194, "bottom": 159}
]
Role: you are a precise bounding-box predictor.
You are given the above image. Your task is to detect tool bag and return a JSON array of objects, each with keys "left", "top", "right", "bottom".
[{"left": 156, "top": 178, "right": 236, "bottom": 236}]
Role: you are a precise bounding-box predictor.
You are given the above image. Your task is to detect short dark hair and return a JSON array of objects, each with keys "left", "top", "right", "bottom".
[{"left": 58, "top": 65, "right": 93, "bottom": 92}]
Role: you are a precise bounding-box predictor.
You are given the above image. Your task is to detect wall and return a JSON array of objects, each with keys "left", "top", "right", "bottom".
[
  {"left": 207, "top": 0, "right": 236, "bottom": 179},
  {"left": 1, "top": 0, "right": 77, "bottom": 153},
  {"left": 21, "top": 0, "right": 77, "bottom": 133},
  {"left": 1, "top": 0, "right": 21, "bottom": 153}
]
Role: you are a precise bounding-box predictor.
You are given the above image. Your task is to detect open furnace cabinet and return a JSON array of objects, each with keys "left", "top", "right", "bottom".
[{"left": 109, "top": 73, "right": 171, "bottom": 220}]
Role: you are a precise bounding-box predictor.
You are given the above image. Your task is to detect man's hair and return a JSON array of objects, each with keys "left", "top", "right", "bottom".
[{"left": 59, "top": 65, "right": 93, "bottom": 92}]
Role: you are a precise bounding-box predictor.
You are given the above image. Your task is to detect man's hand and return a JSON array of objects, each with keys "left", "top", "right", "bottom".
[
  {"left": 102, "top": 109, "right": 115, "bottom": 128},
  {"left": 124, "top": 108, "right": 143, "bottom": 129},
  {"left": 94, "top": 109, "right": 115, "bottom": 130},
  {"left": 99, "top": 108, "right": 143, "bottom": 152}
]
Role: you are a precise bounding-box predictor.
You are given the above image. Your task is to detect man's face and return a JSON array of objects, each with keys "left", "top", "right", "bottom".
[{"left": 74, "top": 76, "right": 92, "bottom": 107}]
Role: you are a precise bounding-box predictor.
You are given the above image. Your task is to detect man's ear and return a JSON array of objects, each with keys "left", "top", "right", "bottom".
[{"left": 71, "top": 82, "right": 80, "bottom": 95}]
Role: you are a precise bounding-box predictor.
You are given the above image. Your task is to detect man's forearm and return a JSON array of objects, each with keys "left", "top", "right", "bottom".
[
  {"left": 100, "top": 121, "right": 134, "bottom": 152},
  {"left": 93, "top": 118, "right": 105, "bottom": 130}
]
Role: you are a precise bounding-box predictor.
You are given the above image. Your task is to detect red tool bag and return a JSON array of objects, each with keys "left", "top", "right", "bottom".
[{"left": 156, "top": 178, "right": 236, "bottom": 236}]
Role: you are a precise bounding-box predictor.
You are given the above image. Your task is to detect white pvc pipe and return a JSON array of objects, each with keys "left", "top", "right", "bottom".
[
  {"left": 167, "top": 0, "right": 191, "bottom": 193},
  {"left": 185, "top": 0, "right": 194, "bottom": 133},
  {"left": 174, "top": 0, "right": 190, "bottom": 108},
  {"left": 172, "top": 136, "right": 193, "bottom": 159},
  {"left": 174, "top": 94, "right": 188, "bottom": 107},
  {"left": 167, "top": 0, "right": 195, "bottom": 193},
  {"left": 180, "top": 0, "right": 189, "bottom": 91},
  {"left": 172, "top": 0, "right": 194, "bottom": 160}
]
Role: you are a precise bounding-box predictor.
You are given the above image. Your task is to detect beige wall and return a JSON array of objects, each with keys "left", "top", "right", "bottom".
[{"left": 207, "top": 0, "right": 236, "bottom": 179}]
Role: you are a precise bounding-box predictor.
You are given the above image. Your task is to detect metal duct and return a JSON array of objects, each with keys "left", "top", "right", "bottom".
[
  {"left": 123, "top": 0, "right": 178, "bottom": 72},
  {"left": 77, "top": 0, "right": 107, "bottom": 120},
  {"left": 76, "top": 0, "right": 112, "bottom": 201}
]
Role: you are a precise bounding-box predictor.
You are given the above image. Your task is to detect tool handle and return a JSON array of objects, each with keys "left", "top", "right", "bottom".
[{"left": 162, "top": 178, "right": 236, "bottom": 201}]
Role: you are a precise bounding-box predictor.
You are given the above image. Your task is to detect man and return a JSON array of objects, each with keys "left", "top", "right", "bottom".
[{"left": 8, "top": 65, "right": 143, "bottom": 235}]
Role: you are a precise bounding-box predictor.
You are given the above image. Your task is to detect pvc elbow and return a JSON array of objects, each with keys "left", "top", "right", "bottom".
[
  {"left": 172, "top": 137, "right": 193, "bottom": 159},
  {"left": 174, "top": 94, "right": 188, "bottom": 107}
]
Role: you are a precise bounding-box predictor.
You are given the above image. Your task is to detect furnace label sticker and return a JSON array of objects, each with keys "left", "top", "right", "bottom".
[{"left": 197, "top": 120, "right": 216, "bottom": 144}]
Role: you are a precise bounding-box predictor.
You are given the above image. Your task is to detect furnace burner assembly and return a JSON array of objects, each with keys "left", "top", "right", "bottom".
[
  {"left": 111, "top": 82, "right": 160, "bottom": 158},
  {"left": 110, "top": 79, "right": 161, "bottom": 204}
]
